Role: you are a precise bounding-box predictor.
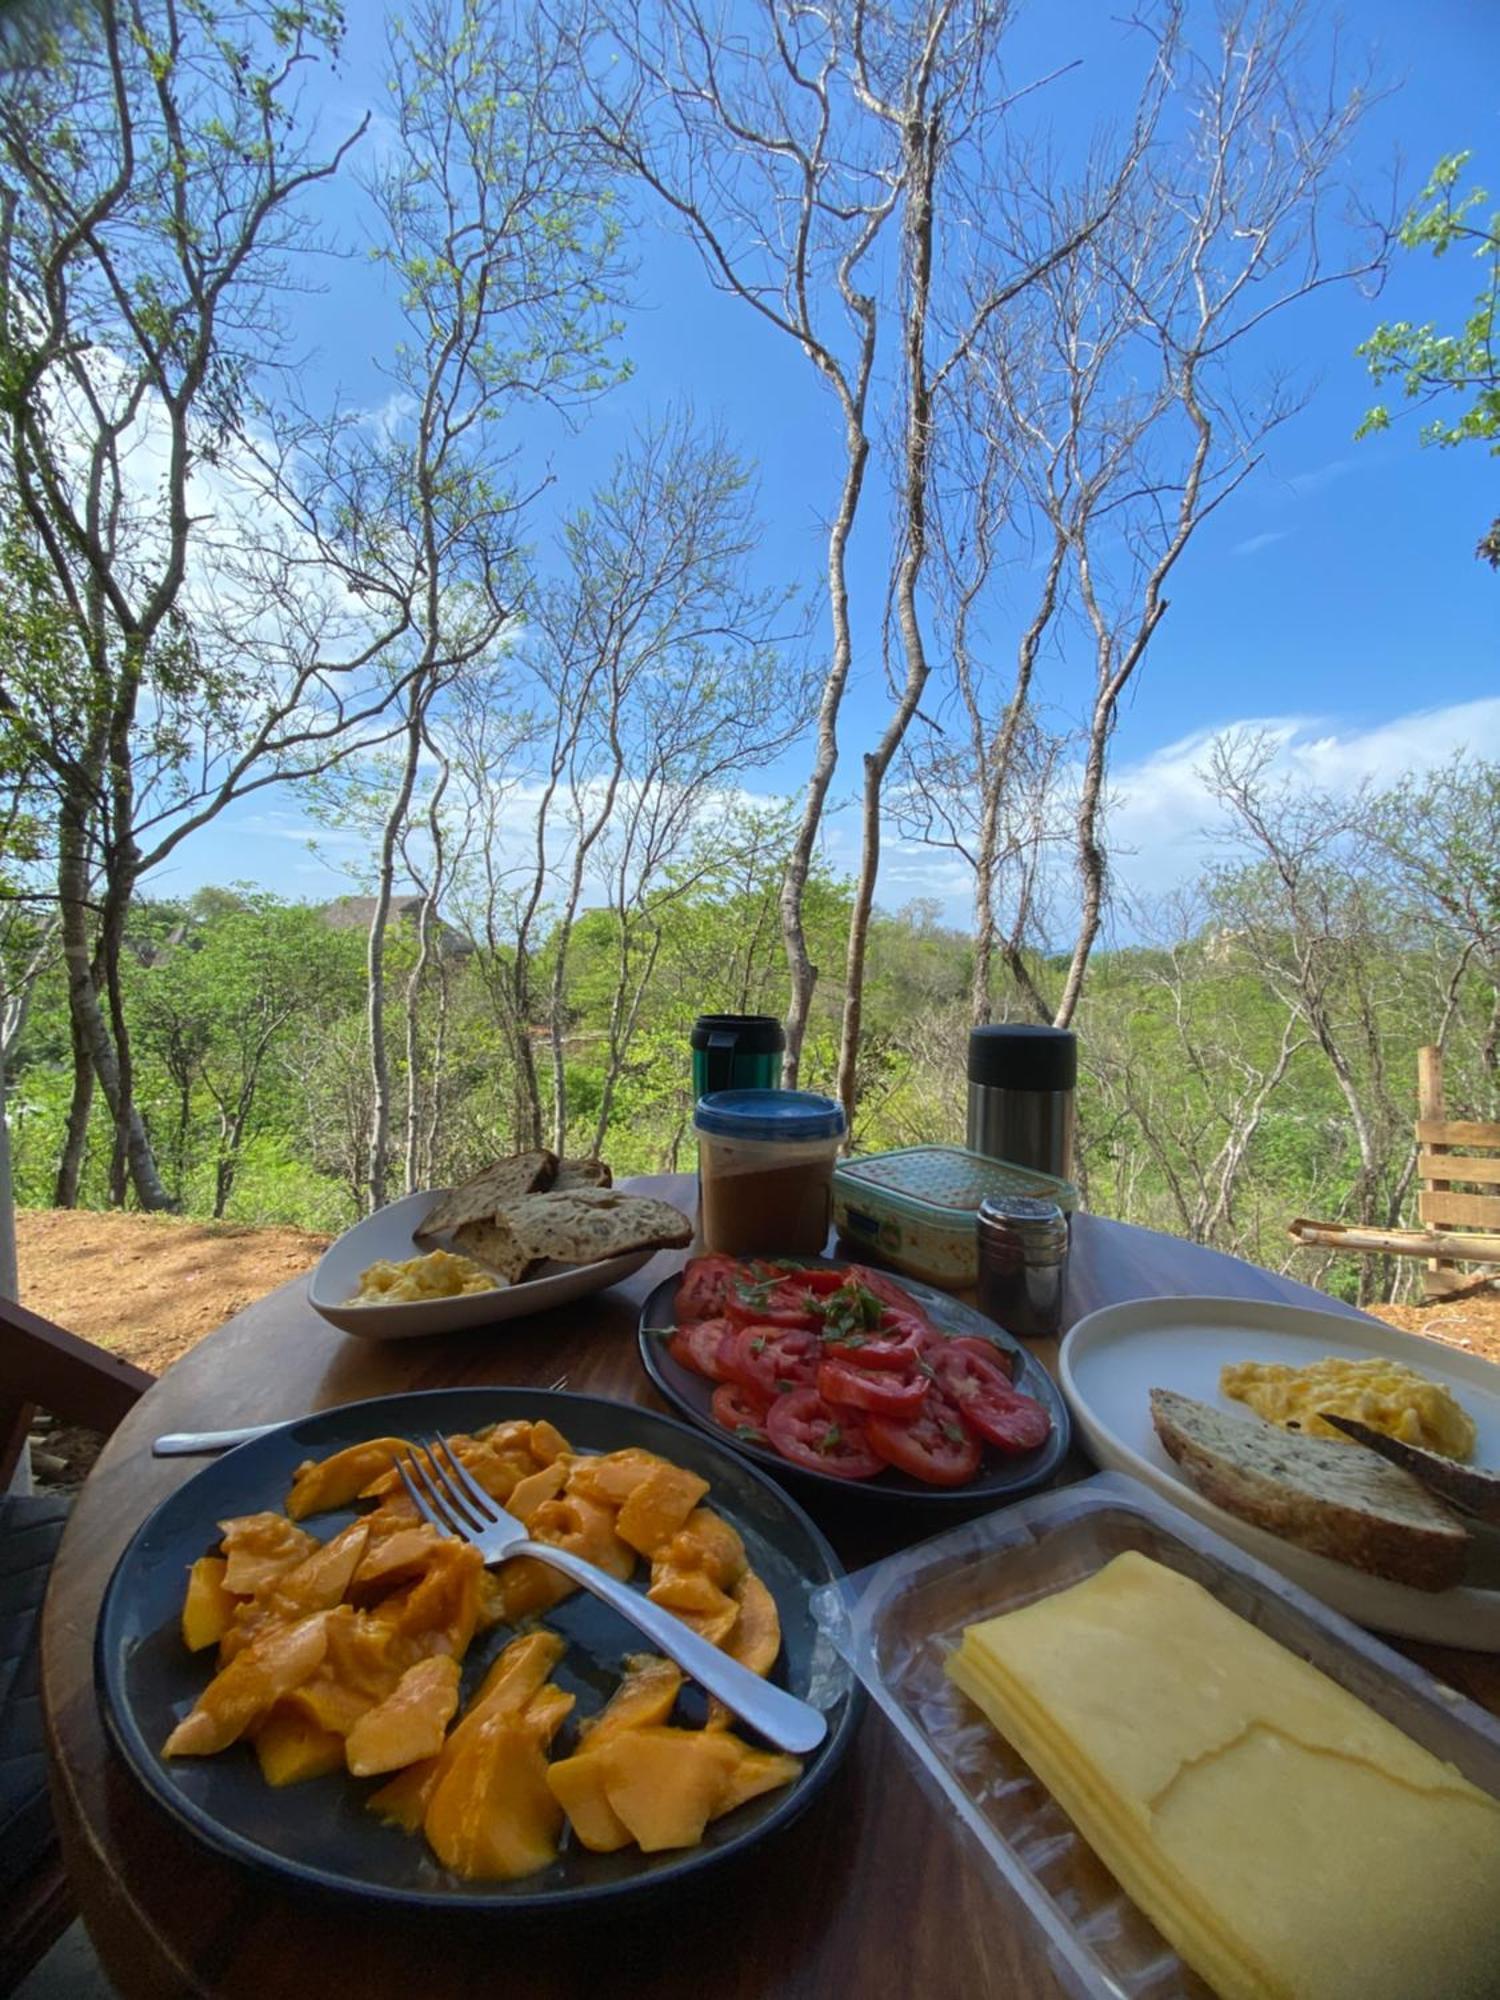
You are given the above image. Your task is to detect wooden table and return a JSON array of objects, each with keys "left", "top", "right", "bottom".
[{"left": 42, "top": 1180, "right": 1500, "bottom": 1999}]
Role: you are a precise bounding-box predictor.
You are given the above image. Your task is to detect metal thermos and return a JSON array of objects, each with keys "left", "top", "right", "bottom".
[{"left": 966, "top": 1025, "right": 1076, "bottom": 1181}]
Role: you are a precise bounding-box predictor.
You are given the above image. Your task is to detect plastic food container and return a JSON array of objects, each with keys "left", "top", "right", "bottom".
[
  {"left": 811, "top": 1472, "right": 1500, "bottom": 2000},
  {"left": 694, "top": 1089, "right": 846, "bottom": 1257},
  {"left": 832, "top": 1145, "right": 1078, "bottom": 1286}
]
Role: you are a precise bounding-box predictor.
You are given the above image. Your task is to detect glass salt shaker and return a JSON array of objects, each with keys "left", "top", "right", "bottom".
[{"left": 976, "top": 1196, "right": 1069, "bottom": 1339}]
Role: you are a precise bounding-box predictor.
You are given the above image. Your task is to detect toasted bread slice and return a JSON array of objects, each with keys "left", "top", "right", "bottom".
[
  {"left": 1319, "top": 1412, "right": 1500, "bottom": 1526},
  {"left": 1149, "top": 1388, "right": 1468, "bottom": 1592},
  {"left": 554, "top": 1157, "right": 612, "bottom": 1191},
  {"left": 421, "top": 1151, "right": 557, "bottom": 1239},
  {"left": 455, "top": 1190, "right": 691, "bottom": 1284}
]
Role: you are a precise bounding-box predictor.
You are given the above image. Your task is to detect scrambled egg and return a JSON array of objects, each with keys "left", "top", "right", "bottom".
[
  {"left": 1221, "top": 1356, "right": 1476, "bottom": 1461},
  {"left": 347, "top": 1249, "right": 496, "bottom": 1306}
]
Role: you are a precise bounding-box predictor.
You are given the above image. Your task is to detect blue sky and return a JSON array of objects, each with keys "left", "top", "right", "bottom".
[{"left": 166, "top": 0, "right": 1500, "bottom": 928}]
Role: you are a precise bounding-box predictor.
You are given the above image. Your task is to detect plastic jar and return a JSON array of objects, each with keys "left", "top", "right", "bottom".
[{"left": 694, "top": 1089, "right": 847, "bottom": 1257}]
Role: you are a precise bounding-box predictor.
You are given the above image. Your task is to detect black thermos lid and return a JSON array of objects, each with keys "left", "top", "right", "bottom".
[
  {"left": 690, "top": 1013, "right": 786, "bottom": 1054},
  {"left": 967, "top": 1024, "right": 1077, "bottom": 1091}
]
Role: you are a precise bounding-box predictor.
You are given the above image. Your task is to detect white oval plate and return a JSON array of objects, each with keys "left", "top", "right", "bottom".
[
  {"left": 308, "top": 1189, "right": 655, "bottom": 1340},
  {"left": 1060, "top": 1294, "right": 1500, "bottom": 1648}
]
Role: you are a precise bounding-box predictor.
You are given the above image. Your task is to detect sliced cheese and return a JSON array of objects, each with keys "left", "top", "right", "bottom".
[{"left": 948, "top": 1551, "right": 1500, "bottom": 2000}]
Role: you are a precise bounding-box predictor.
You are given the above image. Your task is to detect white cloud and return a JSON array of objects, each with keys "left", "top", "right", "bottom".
[
  {"left": 1285, "top": 456, "right": 1360, "bottom": 497},
  {"left": 1104, "top": 696, "right": 1500, "bottom": 900},
  {"left": 1232, "top": 529, "right": 1291, "bottom": 557}
]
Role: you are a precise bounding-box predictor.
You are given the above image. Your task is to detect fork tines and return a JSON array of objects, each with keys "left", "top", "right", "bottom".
[{"left": 396, "top": 1433, "right": 500, "bottom": 1539}]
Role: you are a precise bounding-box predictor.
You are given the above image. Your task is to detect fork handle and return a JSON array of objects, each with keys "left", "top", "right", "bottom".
[{"left": 514, "top": 1539, "right": 828, "bottom": 1756}]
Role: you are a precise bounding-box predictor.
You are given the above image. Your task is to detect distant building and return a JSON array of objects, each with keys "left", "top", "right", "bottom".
[{"left": 317, "top": 895, "right": 473, "bottom": 957}]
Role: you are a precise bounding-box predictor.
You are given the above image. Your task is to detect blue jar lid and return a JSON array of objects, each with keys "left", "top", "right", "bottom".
[{"left": 694, "top": 1088, "right": 846, "bottom": 1142}]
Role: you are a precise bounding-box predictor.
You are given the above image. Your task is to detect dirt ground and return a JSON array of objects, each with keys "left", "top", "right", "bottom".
[
  {"left": 12, "top": 1207, "right": 1500, "bottom": 1487},
  {"left": 16, "top": 1206, "right": 331, "bottom": 1375},
  {"left": 16, "top": 1208, "right": 330, "bottom": 1491}
]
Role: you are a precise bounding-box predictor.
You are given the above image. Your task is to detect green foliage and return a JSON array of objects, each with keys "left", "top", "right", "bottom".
[{"left": 1356, "top": 152, "right": 1500, "bottom": 564}]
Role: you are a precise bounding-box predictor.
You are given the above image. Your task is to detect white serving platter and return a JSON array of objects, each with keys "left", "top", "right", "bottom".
[
  {"left": 308, "top": 1188, "right": 655, "bottom": 1340},
  {"left": 1059, "top": 1293, "right": 1500, "bottom": 1648}
]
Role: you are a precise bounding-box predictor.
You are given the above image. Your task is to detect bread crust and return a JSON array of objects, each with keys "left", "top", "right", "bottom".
[
  {"left": 1149, "top": 1389, "right": 1468, "bottom": 1593},
  {"left": 421, "top": 1151, "right": 557, "bottom": 1238}
]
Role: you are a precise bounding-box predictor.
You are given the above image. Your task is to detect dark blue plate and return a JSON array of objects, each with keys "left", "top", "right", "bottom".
[
  {"left": 637, "top": 1257, "right": 1071, "bottom": 1505},
  {"left": 96, "top": 1387, "right": 859, "bottom": 1912}
]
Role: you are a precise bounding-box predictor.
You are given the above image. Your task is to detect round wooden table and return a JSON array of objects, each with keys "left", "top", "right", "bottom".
[{"left": 42, "top": 1180, "right": 1500, "bottom": 1999}]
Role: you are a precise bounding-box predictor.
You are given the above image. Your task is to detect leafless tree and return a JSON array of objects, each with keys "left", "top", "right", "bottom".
[
  {"left": 904, "top": 0, "right": 1385, "bottom": 1032},
  {"left": 0, "top": 2, "right": 373, "bottom": 1207},
  {"left": 446, "top": 410, "right": 803, "bottom": 1154}
]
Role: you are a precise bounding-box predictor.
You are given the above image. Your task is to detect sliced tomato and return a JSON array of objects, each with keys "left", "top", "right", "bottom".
[
  {"left": 710, "top": 1381, "right": 772, "bottom": 1446},
  {"left": 782, "top": 1264, "right": 847, "bottom": 1295},
  {"left": 938, "top": 1333, "right": 1019, "bottom": 1380},
  {"left": 818, "top": 1353, "right": 929, "bottom": 1418},
  {"left": 724, "top": 1323, "right": 821, "bottom": 1401},
  {"left": 667, "top": 1316, "right": 737, "bottom": 1383},
  {"left": 866, "top": 1390, "right": 982, "bottom": 1486},
  {"left": 846, "top": 1264, "right": 937, "bottom": 1327},
  {"left": 925, "top": 1344, "right": 1052, "bottom": 1453},
  {"left": 675, "top": 1254, "right": 743, "bottom": 1325},
  {"left": 821, "top": 1323, "right": 923, "bottom": 1370},
  {"left": 724, "top": 1275, "right": 824, "bottom": 1330},
  {"left": 765, "top": 1387, "right": 885, "bottom": 1480}
]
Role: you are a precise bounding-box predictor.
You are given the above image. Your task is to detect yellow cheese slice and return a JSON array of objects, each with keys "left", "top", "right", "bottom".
[{"left": 948, "top": 1551, "right": 1500, "bottom": 2000}]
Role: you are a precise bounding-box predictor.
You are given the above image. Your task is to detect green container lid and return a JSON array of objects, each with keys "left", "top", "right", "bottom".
[{"left": 833, "top": 1144, "right": 1077, "bottom": 1226}]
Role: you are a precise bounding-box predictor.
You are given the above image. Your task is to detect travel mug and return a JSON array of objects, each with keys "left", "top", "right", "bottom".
[
  {"left": 691, "top": 1014, "right": 785, "bottom": 1096},
  {"left": 966, "top": 1025, "right": 1076, "bottom": 1181}
]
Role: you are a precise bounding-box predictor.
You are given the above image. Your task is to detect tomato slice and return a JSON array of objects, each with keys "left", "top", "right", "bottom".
[
  {"left": 821, "top": 1324, "right": 922, "bottom": 1370},
  {"left": 765, "top": 1387, "right": 885, "bottom": 1480},
  {"left": 667, "top": 1317, "right": 737, "bottom": 1383},
  {"left": 866, "top": 1390, "right": 982, "bottom": 1486},
  {"left": 724, "top": 1275, "right": 824, "bottom": 1330},
  {"left": 780, "top": 1264, "right": 847, "bottom": 1296},
  {"left": 818, "top": 1353, "right": 929, "bottom": 1418},
  {"left": 937, "top": 1333, "right": 1019, "bottom": 1380},
  {"left": 710, "top": 1381, "right": 772, "bottom": 1446},
  {"left": 845, "top": 1264, "right": 937, "bottom": 1328},
  {"left": 675, "top": 1254, "right": 743, "bottom": 1325},
  {"left": 724, "top": 1323, "right": 821, "bottom": 1401},
  {"left": 925, "top": 1345, "right": 1052, "bottom": 1453}
]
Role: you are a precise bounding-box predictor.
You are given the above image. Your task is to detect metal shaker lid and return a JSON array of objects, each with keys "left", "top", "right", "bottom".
[{"left": 967, "top": 1024, "right": 1076, "bottom": 1091}]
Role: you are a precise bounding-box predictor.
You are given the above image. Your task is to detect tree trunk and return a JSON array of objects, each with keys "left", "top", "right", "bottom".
[
  {"left": 0, "top": 1016, "right": 16, "bottom": 1300},
  {"left": 834, "top": 109, "right": 938, "bottom": 1127},
  {"left": 780, "top": 411, "right": 871, "bottom": 1088},
  {"left": 366, "top": 700, "right": 427, "bottom": 1212}
]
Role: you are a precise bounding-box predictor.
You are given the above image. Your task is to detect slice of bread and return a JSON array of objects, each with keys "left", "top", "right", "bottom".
[
  {"left": 421, "top": 1151, "right": 557, "bottom": 1239},
  {"left": 1149, "top": 1388, "right": 1469, "bottom": 1592},
  {"left": 455, "top": 1189, "right": 691, "bottom": 1284},
  {"left": 1320, "top": 1412, "right": 1500, "bottom": 1527},
  {"left": 554, "top": 1157, "right": 613, "bottom": 1191}
]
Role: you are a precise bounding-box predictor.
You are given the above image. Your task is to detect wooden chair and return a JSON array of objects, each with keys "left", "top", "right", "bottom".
[
  {"left": 1289, "top": 1045, "right": 1500, "bottom": 1299},
  {"left": 1, "top": 1295, "right": 153, "bottom": 1993}
]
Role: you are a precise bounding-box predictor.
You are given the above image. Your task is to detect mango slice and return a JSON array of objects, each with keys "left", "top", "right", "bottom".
[
  {"left": 218, "top": 1512, "right": 317, "bottom": 1595},
  {"left": 346, "top": 1655, "right": 462, "bottom": 1777},
  {"left": 615, "top": 1463, "right": 711, "bottom": 1558},
  {"left": 423, "top": 1713, "right": 563, "bottom": 1880},
  {"left": 165, "top": 1612, "right": 331, "bottom": 1757},
  {"left": 724, "top": 1571, "right": 781, "bottom": 1676},
  {"left": 252, "top": 1705, "right": 346, "bottom": 1786},
  {"left": 285, "top": 1438, "right": 412, "bottom": 1520},
  {"left": 596, "top": 1727, "right": 743, "bottom": 1851},
  {"left": 180, "top": 1556, "right": 238, "bottom": 1653}
]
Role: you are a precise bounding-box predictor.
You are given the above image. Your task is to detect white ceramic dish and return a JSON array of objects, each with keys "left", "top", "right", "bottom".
[
  {"left": 1060, "top": 1294, "right": 1500, "bottom": 1648},
  {"left": 308, "top": 1188, "right": 655, "bottom": 1340}
]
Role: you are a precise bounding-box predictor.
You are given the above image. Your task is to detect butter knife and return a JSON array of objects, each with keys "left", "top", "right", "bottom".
[{"left": 153, "top": 1423, "right": 283, "bottom": 1457}]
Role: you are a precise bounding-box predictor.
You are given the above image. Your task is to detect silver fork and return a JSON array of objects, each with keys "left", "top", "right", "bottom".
[{"left": 397, "top": 1434, "right": 827, "bottom": 1755}]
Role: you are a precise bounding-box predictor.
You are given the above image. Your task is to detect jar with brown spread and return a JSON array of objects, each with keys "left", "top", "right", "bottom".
[{"left": 694, "top": 1090, "right": 846, "bottom": 1257}]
